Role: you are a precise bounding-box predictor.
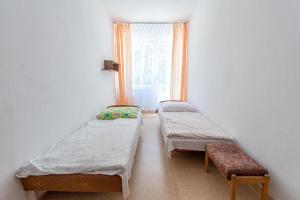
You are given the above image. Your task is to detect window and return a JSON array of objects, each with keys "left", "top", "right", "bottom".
[{"left": 131, "top": 24, "right": 173, "bottom": 111}]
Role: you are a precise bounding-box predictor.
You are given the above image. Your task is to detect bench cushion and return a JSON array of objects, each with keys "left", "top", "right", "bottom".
[{"left": 206, "top": 143, "right": 268, "bottom": 180}]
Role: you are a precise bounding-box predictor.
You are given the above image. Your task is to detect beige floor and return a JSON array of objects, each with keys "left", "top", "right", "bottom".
[{"left": 44, "top": 114, "right": 264, "bottom": 200}]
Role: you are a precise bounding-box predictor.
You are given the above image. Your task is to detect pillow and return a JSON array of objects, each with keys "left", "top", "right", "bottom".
[
  {"left": 160, "top": 101, "right": 197, "bottom": 112},
  {"left": 97, "top": 107, "right": 140, "bottom": 120}
]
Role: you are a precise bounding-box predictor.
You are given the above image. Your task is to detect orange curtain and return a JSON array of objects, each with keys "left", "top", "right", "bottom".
[
  {"left": 170, "top": 23, "right": 188, "bottom": 101},
  {"left": 114, "top": 23, "right": 134, "bottom": 105}
]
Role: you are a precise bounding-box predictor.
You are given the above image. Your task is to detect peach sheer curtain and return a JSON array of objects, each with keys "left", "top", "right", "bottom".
[
  {"left": 170, "top": 23, "right": 188, "bottom": 101},
  {"left": 114, "top": 23, "right": 134, "bottom": 105}
]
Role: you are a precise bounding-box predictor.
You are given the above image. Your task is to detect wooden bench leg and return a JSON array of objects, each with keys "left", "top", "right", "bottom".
[
  {"left": 261, "top": 174, "right": 270, "bottom": 200},
  {"left": 230, "top": 174, "right": 237, "bottom": 200},
  {"left": 204, "top": 151, "right": 209, "bottom": 172}
]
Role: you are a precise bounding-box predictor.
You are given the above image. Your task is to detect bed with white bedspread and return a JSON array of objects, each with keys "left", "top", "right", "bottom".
[
  {"left": 158, "top": 101, "right": 233, "bottom": 155},
  {"left": 17, "top": 109, "right": 142, "bottom": 199}
]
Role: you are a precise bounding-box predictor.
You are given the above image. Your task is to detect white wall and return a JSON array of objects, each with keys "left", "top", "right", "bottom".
[
  {"left": 0, "top": 0, "right": 115, "bottom": 199},
  {"left": 188, "top": 0, "right": 300, "bottom": 199},
  {"left": 101, "top": 0, "right": 199, "bottom": 22}
]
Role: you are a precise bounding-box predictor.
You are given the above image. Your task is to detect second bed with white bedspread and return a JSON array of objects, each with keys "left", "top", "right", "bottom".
[{"left": 158, "top": 106, "right": 233, "bottom": 154}]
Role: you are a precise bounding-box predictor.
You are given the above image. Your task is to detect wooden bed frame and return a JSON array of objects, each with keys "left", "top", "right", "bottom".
[
  {"left": 21, "top": 174, "right": 122, "bottom": 199},
  {"left": 20, "top": 105, "right": 141, "bottom": 199}
]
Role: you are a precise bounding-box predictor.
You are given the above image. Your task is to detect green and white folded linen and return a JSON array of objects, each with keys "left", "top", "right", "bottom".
[{"left": 97, "top": 106, "right": 140, "bottom": 120}]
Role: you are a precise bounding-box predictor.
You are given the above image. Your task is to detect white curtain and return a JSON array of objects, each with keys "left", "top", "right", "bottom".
[{"left": 131, "top": 24, "right": 173, "bottom": 111}]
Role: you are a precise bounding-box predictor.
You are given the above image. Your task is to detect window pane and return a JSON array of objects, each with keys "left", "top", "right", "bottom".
[{"left": 131, "top": 24, "right": 172, "bottom": 111}]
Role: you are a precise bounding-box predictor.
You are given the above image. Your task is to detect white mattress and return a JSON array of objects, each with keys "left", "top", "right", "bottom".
[
  {"left": 16, "top": 115, "right": 142, "bottom": 199},
  {"left": 158, "top": 108, "right": 233, "bottom": 154}
]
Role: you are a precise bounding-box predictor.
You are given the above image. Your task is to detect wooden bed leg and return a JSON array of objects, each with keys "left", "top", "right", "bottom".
[
  {"left": 26, "top": 191, "right": 47, "bottom": 200},
  {"left": 230, "top": 174, "right": 237, "bottom": 200},
  {"left": 204, "top": 151, "right": 209, "bottom": 172},
  {"left": 167, "top": 151, "right": 172, "bottom": 158},
  {"left": 261, "top": 174, "right": 270, "bottom": 200},
  {"left": 26, "top": 191, "right": 38, "bottom": 200}
]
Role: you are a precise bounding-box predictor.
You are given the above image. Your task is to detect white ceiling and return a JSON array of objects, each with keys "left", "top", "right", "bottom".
[{"left": 101, "top": 0, "right": 200, "bottom": 23}]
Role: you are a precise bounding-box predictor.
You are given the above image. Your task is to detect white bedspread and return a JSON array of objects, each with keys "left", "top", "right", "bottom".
[
  {"left": 160, "top": 112, "right": 233, "bottom": 140},
  {"left": 16, "top": 116, "right": 142, "bottom": 199}
]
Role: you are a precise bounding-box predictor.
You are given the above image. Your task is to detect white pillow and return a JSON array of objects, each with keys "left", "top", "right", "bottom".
[{"left": 160, "top": 101, "right": 198, "bottom": 112}]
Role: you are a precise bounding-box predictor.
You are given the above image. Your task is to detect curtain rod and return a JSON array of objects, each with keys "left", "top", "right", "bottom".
[{"left": 114, "top": 21, "right": 188, "bottom": 24}]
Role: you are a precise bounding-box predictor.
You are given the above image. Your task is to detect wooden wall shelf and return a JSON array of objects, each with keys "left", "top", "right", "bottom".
[{"left": 102, "top": 60, "right": 118, "bottom": 71}]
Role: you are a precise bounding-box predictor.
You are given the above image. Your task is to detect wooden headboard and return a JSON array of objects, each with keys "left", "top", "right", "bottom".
[
  {"left": 107, "top": 105, "right": 140, "bottom": 108},
  {"left": 159, "top": 100, "right": 187, "bottom": 103}
]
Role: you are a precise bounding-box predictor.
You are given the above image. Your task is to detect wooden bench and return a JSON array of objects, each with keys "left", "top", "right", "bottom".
[{"left": 205, "top": 143, "right": 270, "bottom": 200}]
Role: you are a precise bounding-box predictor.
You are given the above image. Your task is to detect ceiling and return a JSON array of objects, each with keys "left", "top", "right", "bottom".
[{"left": 101, "top": 0, "right": 200, "bottom": 23}]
